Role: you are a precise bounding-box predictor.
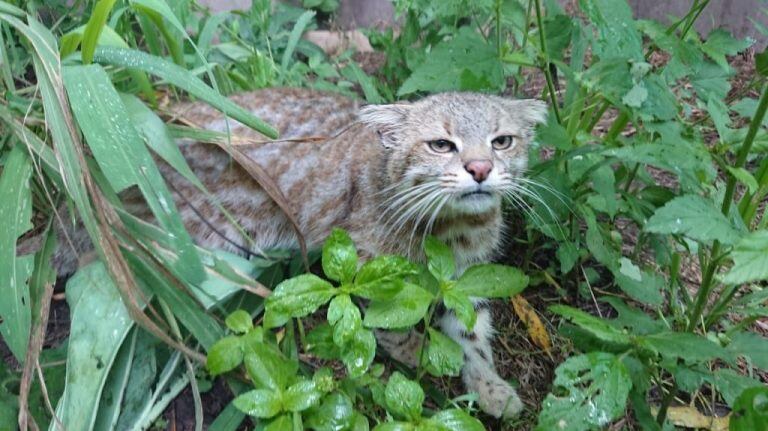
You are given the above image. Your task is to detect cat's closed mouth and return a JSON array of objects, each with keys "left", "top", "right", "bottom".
[{"left": 460, "top": 189, "right": 493, "bottom": 199}]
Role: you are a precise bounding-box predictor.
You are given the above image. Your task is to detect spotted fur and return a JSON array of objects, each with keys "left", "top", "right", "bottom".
[{"left": 50, "top": 87, "right": 547, "bottom": 419}]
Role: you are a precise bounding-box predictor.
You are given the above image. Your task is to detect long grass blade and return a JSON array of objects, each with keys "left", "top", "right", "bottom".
[
  {"left": 0, "top": 144, "right": 34, "bottom": 362},
  {"left": 92, "top": 46, "right": 279, "bottom": 138},
  {"left": 81, "top": 0, "right": 118, "bottom": 64}
]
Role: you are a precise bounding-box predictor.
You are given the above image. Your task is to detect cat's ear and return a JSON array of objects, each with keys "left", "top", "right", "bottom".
[
  {"left": 504, "top": 99, "right": 548, "bottom": 127},
  {"left": 358, "top": 103, "right": 411, "bottom": 148}
]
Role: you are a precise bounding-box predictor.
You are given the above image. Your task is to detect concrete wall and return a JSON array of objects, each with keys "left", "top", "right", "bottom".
[{"left": 198, "top": 0, "right": 768, "bottom": 45}]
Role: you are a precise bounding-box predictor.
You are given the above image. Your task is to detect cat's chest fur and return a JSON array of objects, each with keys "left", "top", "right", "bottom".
[{"left": 164, "top": 88, "right": 507, "bottom": 268}]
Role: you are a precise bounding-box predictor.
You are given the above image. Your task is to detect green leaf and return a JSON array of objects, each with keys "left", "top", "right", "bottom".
[
  {"left": 722, "top": 231, "right": 768, "bottom": 284},
  {"left": 601, "top": 297, "right": 666, "bottom": 335},
  {"left": 730, "top": 387, "right": 768, "bottom": 431},
  {"left": 549, "top": 305, "right": 631, "bottom": 345},
  {"left": 443, "top": 289, "right": 476, "bottom": 331},
  {"left": 363, "top": 283, "right": 433, "bottom": 329},
  {"left": 354, "top": 255, "right": 417, "bottom": 300},
  {"left": 713, "top": 369, "right": 765, "bottom": 407},
  {"left": 645, "top": 194, "right": 741, "bottom": 245},
  {"left": 267, "top": 274, "right": 336, "bottom": 318},
  {"left": 264, "top": 414, "right": 293, "bottom": 431},
  {"left": 691, "top": 61, "right": 733, "bottom": 102},
  {"left": 322, "top": 228, "right": 358, "bottom": 284},
  {"left": 233, "top": 389, "right": 282, "bottom": 418},
  {"left": 701, "top": 29, "right": 752, "bottom": 70},
  {"left": 426, "top": 409, "right": 485, "bottom": 431},
  {"left": 454, "top": 264, "right": 529, "bottom": 298},
  {"left": 225, "top": 310, "right": 252, "bottom": 334},
  {"left": 398, "top": 27, "right": 504, "bottom": 96},
  {"left": 81, "top": 0, "right": 118, "bottom": 63},
  {"left": 424, "top": 236, "right": 455, "bottom": 281},
  {"left": 92, "top": 46, "right": 278, "bottom": 138},
  {"left": 244, "top": 342, "right": 296, "bottom": 390},
  {"left": 283, "top": 380, "right": 323, "bottom": 412},
  {"left": 0, "top": 144, "right": 33, "bottom": 362},
  {"left": 281, "top": 10, "right": 315, "bottom": 72},
  {"left": 327, "top": 294, "right": 362, "bottom": 346},
  {"left": 372, "top": 423, "right": 416, "bottom": 431},
  {"left": 305, "top": 392, "right": 356, "bottom": 431},
  {"left": 57, "top": 263, "right": 134, "bottom": 431},
  {"left": 727, "top": 167, "right": 759, "bottom": 194},
  {"left": 207, "top": 336, "right": 243, "bottom": 376},
  {"left": 304, "top": 323, "right": 341, "bottom": 359},
  {"left": 385, "top": 372, "right": 424, "bottom": 421},
  {"left": 612, "top": 266, "right": 664, "bottom": 306},
  {"left": 579, "top": 0, "right": 643, "bottom": 60},
  {"left": 423, "top": 328, "right": 463, "bottom": 377},
  {"left": 638, "top": 331, "right": 727, "bottom": 363},
  {"left": 63, "top": 64, "right": 206, "bottom": 281},
  {"left": 726, "top": 332, "right": 768, "bottom": 370},
  {"left": 536, "top": 352, "right": 631, "bottom": 431},
  {"left": 341, "top": 329, "right": 376, "bottom": 377}
]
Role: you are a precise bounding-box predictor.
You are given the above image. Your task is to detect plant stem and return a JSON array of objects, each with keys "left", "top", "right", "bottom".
[
  {"left": 533, "top": 0, "right": 561, "bottom": 123},
  {"left": 655, "top": 380, "right": 679, "bottom": 425},
  {"left": 687, "top": 82, "right": 768, "bottom": 331},
  {"left": 495, "top": 0, "right": 502, "bottom": 59}
]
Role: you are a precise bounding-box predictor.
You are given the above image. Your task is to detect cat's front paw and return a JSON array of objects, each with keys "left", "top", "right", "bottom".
[{"left": 474, "top": 379, "right": 524, "bottom": 419}]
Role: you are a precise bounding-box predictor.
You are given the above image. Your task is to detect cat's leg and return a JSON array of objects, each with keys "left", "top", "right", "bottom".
[
  {"left": 437, "top": 304, "right": 523, "bottom": 419},
  {"left": 375, "top": 329, "right": 423, "bottom": 367}
]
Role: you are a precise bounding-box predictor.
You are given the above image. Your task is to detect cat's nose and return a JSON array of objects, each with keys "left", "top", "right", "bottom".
[{"left": 464, "top": 160, "right": 493, "bottom": 183}]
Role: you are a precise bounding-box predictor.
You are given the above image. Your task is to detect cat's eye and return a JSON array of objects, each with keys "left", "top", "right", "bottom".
[
  {"left": 491, "top": 135, "right": 516, "bottom": 150},
  {"left": 427, "top": 139, "right": 456, "bottom": 153}
]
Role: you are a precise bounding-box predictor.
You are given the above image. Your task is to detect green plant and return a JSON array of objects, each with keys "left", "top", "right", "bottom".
[{"left": 206, "top": 228, "right": 527, "bottom": 429}]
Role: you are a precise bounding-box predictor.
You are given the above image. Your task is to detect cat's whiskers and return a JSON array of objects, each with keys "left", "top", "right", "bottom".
[
  {"left": 405, "top": 189, "right": 448, "bottom": 258},
  {"left": 380, "top": 183, "right": 442, "bottom": 245}
]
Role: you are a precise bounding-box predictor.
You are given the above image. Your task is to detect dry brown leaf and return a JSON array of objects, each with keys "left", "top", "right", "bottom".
[
  {"left": 511, "top": 294, "right": 552, "bottom": 355},
  {"left": 651, "top": 406, "right": 729, "bottom": 431}
]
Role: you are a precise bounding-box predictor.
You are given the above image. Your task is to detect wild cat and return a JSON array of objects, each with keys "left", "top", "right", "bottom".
[{"left": 52, "top": 88, "right": 547, "bottom": 418}]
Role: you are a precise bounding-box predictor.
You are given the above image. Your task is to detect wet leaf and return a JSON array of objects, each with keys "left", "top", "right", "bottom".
[{"left": 322, "top": 228, "right": 358, "bottom": 284}]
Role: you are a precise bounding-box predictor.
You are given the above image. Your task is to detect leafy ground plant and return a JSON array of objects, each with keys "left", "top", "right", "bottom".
[{"left": 206, "top": 228, "right": 527, "bottom": 429}]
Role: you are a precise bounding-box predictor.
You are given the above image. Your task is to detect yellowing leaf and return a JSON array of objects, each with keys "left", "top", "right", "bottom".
[
  {"left": 650, "top": 406, "right": 729, "bottom": 431},
  {"left": 511, "top": 295, "right": 552, "bottom": 355}
]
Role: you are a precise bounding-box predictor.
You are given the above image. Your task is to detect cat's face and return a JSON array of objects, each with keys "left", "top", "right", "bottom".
[{"left": 360, "top": 93, "right": 547, "bottom": 218}]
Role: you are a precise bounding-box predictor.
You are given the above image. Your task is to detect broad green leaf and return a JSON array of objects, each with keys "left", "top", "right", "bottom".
[
  {"left": 612, "top": 266, "right": 664, "bottom": 306},
  {"left": 638, "top": 332, "right": 727, "bottom": 363},
  {"left": 56, "top": 263, "right": 134, "bottom": 431},
  {"left": 601, "top": 297, "right": 666, "bottom": 335},
  {"left": 355, "top": 255, "right": 417, "bottom": 300},
  {"left": 727, "top": 167, "right": 759, "bottom": 194},
  {"left": 423, "top": 328, "right": 463, "bottom": 377},
  {"left": 0, "top": 144, "right": 33, "bottom": 361},
  {"left": 92, "top": 46, "right": 278, "bottom": 138},
  {"left": 730, "top": 387, "right": 768, "bottom": 431},
  {"left": 322, "top": 228, "right": 358, "bottom": 284},
  {"left": 63, "top": 64, "right": 205, "bottom": 282},
  {"left": 691, "top": 61, "right": 733, "bottom": 102},
  {"left": 443, "top": 289, "right": 476, "bottom": 331},
  {"left": 283, "top": 380, "right": 323, "bottom": 412},
  {"left": 225, "top": 310, "right": 253, "bottom": 334},
  {"left": 207, "top": 336, "right": 243, "bottom": 376},
  {"left": 264, "top": 414, "right": 293, "bottom": 431},
  {"left": 645, "top": 195, "right": 741, "bottom": 245},
  {"left": 81, "top": 0, "right": 118, "bottom": 63},
  {"left": 398, "top": 27, "right": 504, "bottom": 96},
  {"left": 701, "top": 29, "right": 753, "bottom": 70},
  {"left": 267, "top": 274, "right": 335, "bottom": 318},
  {"left": 454, "top": 264, "right": 529, "bottom": 298},
  {"left": 426, "top": 409, "right": 485, "bottom": 431},
  {"left": 233, "top": 389, "right": 282, "bottom": 418},
  {"left": 536, "top": 352, "right": 631, "bottom": 431},
  {"left": 244, "top": 342, "right": 296, "bottom": 391},
  {"left": 340, "top": 329, "right": 376, "bottom": 377},
  {"left": 304, "top": 392, "right": 356, "bottom": 431},
  {"left": 424, "top": 236, "right": 455, "bottom": 281},
  {"left": 385, "top": 372, "right": 424, "bottom": 421},
  {"left": 327, "top": 294, "right": 362, "bottom": 346},
  {"left": 722, "top": 231, "right": 768, "bottom": 284},
  {"left": 549, "top": 305, "right": 631, "bottom": 345},
  {"left": 110, "top": 330, "right": 157, "bottom": 431},
  {"left": 93, "top": 326, "right": 137, "bottom": 430},
  {"left": 713, "top": 369, "right": 765, "bottom": 407},
  {"left": 363, "top": 283, "right": 432, "bottom": 329},
  {"left": 579, "top": 0, "right": 643, "bottom": 60},
  {"left": 726, "top": 332, "right": 768, "bottom": 370},
  {"left": 304, "top": 324, "right": 341, "bottom": 359},
  {"left": 372, "top": 423, "right": 415, "bottom": 431}
]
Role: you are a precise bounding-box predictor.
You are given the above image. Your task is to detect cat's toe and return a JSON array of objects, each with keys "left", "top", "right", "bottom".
[{"left": 477, "top": 380, "right": 524, "bottom": 419}]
